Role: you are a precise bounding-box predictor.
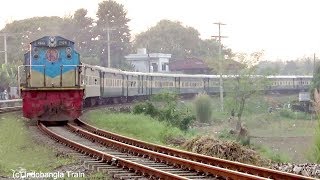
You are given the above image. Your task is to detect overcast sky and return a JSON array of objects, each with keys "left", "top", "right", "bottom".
[{"left": 1, "top": 0, "right": 320, "bottom": 61}]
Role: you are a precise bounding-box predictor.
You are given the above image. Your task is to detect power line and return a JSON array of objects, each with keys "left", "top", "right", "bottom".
[{"left": 212, "top": 22, "right": 227, "bottom": 112}]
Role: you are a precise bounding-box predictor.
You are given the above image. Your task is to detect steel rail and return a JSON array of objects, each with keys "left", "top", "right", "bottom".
[
  {"left": 67, "top": 122, "right": 269, "bottom": 180},
  {"left": 38, "top": 122, "right": 188, "bottom": 180},
  {"left": 0, "top": 106, "right": 22, "bottom": 113},
  {"left": 75, "top": 119, "right": 314, "bottom": 180}
]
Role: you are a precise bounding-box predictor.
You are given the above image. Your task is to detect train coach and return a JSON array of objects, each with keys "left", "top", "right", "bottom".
[
  {"left": 18, "top": 36, "right": 313, "bottom": 121},
  {"left": 80, "top": 65, "right": 222, "bottom": 107},
  {"left": 267, "top": 75, "right": 313, "bottom": 93}
]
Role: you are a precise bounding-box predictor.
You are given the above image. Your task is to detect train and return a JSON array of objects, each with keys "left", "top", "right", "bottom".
[{"left": 18, "top": 36, "right": 312, "bottom": 121}]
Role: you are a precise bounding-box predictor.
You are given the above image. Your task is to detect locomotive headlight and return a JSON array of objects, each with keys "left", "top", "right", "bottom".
[
  {"left": 66, "top": 47, "right": 72, "bottom": 59},
  {"left": 33, "top": 47, "right": 39, "bottom": 59}
]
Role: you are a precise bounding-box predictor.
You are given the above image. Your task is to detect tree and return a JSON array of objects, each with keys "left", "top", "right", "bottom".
[
  {"left": 61, "top": 9, "right": 97, "bottom": 64},
  {"left": 95, "top": 0, "right": 132, "bottom": 69},
  {"left": 256, "top": 61, "right": 283, "bottom": 75},
  {"left": 134, "top": 19, "right": 229, "bottom": 60},
  {"left": 134, "top": 20, "right": 203, "bottom": 58},
  {"left": 61, "top": 9, "right": 94, "bottom": 55},
  {"left": 0, "top": 64, "right": 17, "bottom": 91},
  {"left": 0, "top": 16, "right": 65, "bottom": 64},
  {"left": 282, "top": 61, "right": 297, "bottom": 75},
  {"left": 225, "top": 51, "right": 268, "bottom": 132},
  {"left": 312, "top": 63, "right": 320, "bottom": 95}
]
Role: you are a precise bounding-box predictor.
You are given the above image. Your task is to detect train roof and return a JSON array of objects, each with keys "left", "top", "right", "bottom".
[
  {"left": 83, "top": 64, "right": 313, "bottom": 79},
  {"left": 30, "top": 36, "right": 74, "bottom": 47},
  {"left": 267, "top": 75, "right": 313, "bottom": 79},
  {"left": 82, "top": 63, "right": 124, "bottom": 74}
]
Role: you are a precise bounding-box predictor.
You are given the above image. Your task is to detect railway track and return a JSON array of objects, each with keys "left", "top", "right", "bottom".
[
  {"left": 38, "top": 119, "right": 314, "bottom": 180},
  {"left": 1, "top": 100, "right": 315, "bottom": 179},
  {"left": 0, "top": 99, "right": 22, "bottom": 113},
  {"left": 0, "top": 106, "right": 22, "bottom": 113}
]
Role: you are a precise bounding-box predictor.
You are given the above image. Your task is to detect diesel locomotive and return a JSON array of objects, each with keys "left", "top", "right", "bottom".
[{"left": 20, "top": 36, "right": 83, "bottom": 121}]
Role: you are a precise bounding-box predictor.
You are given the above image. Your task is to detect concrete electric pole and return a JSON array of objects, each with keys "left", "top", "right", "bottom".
[
  {"left": 0, "top": 33, "right": 10, "bottom": 64},
  {"left": 106, "top": 27, "right": 116, "bottom": 68},
  {"left": 314, "top": 53, "right": 316, "bottom": 76},
  {"left": 212, "top": 22, "right": 227, "bottom": 112}
]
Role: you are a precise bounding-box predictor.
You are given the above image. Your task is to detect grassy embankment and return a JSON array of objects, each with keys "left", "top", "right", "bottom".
[
  {"left": 0, "top": 113, "right": 74, "bottom": 176},
  {"left": 86, "top": 110, "right": 195, "bottom": 145}
]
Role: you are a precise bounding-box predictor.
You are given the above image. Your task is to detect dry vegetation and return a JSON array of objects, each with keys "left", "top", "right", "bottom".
[{"left": 182, "top": 136, "right": 270, "bottom": 166}]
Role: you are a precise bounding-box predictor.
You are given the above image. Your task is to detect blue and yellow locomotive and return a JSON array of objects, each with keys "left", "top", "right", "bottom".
[{"left": 20, "top": 36, "right": 84, "bottom": 121}]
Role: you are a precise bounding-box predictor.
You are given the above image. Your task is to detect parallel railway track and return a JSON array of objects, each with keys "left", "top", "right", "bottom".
[
  {"left": 0, "top": 106, "right": 21, "bottom": 113},
  {"left": 0, "top": 99, "right": 22, "bottom": 113},
  {"left": 1, "top": 101, "right": 314, "bottom": 179},
  {"left": 37, "top": 119, "right": 313, "bottom": 180}
]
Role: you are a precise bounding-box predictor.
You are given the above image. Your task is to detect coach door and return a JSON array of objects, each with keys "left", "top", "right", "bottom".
[
  {"left": 100, "top": 71, "right": 104, "bottom": 96},
  {"left": 175, "top": 77, "right": 180, "bottom": 93},
  {"left": 204, "top": 78, "right": 209, "bottom": 93},
  {"left": 121, "top": 74, "right": 125, "bottom": 97},
  {"left": 138, "top": 75, "right": 141, "bottom": 95}
]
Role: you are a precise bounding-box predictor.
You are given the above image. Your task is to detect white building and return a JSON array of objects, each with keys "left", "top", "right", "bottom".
[{"left": 125, "top": 48, "right": 171, "bottom": 73}]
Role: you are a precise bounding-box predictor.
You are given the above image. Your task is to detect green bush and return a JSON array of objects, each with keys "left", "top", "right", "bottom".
[
  {"left": 132, "top": 92, "right": 194, "bottom": 131},
  {"left": 179, "top": 114, "right": 195, "bottom": 131},
  {"left": 133, "top": 101, "right": 158, "bottom": 117},
  {"left": 194, "top": 93, "right": 213, "bottom": 123}
]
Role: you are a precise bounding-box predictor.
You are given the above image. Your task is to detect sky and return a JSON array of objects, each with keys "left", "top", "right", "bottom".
[{"left": 1, "top": 0, "right": 320, "bottom": 61}]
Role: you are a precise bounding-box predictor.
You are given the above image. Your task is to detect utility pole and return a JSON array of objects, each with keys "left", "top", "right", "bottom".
[
  {"left": 106, "top": 27, "right": 116, "bottom": 68},
  {"left": 0, "top": 33, "right": 10, "bottom": 64},
  {"left": 212, "top": 22, "right": 227, "bottom": 112},
  {"left": 314, "top": 53, "right": 316, "bottom": 76}
]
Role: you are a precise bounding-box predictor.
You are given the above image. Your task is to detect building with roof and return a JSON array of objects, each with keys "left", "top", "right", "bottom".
[
  {"left": 125, "top": 48, "right": 171, "bottom": 73},
  {"left": 169, "top": 57, "right": 211, "bottom": 74}
]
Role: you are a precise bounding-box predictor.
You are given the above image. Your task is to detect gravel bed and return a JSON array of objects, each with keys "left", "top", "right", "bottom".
[
  {"left": 28, "top": 125, "right": 96, "bottom": 176},
  {"left": 272, "top": 163, "right": 320, "bottom": 178}
]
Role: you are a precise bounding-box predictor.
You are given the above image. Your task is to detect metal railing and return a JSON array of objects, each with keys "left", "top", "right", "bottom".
[{"left": 18, "top": 65, "right": 84, "bottom": 89}]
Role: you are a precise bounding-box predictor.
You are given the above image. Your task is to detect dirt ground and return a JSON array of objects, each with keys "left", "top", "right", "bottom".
[
  {"left": 195, "top": 119, "right": 315, "bottom": 163},
  {"left": 251, "top": 136, "right": 314, "bottom": 163}
]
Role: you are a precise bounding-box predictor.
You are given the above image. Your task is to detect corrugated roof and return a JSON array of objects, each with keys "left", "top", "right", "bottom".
[{"left": 169, "top": 57, "right": 209, "bottom": 71}]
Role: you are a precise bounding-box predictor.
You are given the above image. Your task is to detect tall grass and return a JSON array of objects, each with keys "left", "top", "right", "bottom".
[
  {"left": 311, "top": 89, "right": 320, "bottom": 162},
  {"left": 194, "top": 93, "right": 212, "bottom": 123}
]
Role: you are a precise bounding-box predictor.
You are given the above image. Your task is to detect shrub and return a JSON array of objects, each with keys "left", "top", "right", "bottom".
[
  {"left": 133, "top": 101, "right": 158, "bottom": 117},
  {"left": 133, "top": 92, "right": 195, "bottom": 131},
  {"left": 179, "top": 114, "right": 195, "bottom": 131},
  {"left": 194, "top": 93, "right": 212, "bottom": 123}
]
